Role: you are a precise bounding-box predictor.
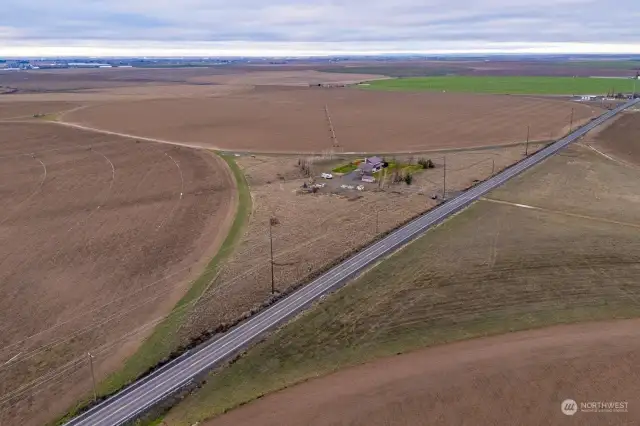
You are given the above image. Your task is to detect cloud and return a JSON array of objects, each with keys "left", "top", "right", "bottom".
[{"left": 1, "top": 0, "right": 639, "bottom": 56}]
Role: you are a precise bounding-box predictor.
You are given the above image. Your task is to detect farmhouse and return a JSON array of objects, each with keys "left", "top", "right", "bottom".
[{"left": 358, "top": 156, "right": 384, "bottom": 174}]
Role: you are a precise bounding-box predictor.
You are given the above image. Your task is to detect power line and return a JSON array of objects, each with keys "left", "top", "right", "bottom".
[
  {"left": 0, "top": 197, "right": 433, "bottom": 409},
  {"left": 443, "top": 155, "right": 447, "bottom": 200},
  {"left": 1, "top": 199, "right": 394, "bottom": 380},
  {"left": 269, "top": 219, "right": 275, "bottom": 294},
  {"left": 88, "top": 352, "right": 97, "bottom": 402}
]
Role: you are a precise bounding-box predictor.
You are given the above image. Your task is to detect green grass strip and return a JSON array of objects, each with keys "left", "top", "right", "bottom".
[
  {"left": 332, "top": 163, "right": 358, "bottom": 174},
  {"left": 363, "top": 76, "right": 639, "bottom": 95}
]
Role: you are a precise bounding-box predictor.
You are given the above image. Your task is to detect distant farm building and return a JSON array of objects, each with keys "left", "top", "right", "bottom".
[
  {"left": 309, "top": 83, "right": 348, "bottom": 88},
  {"left": 68, "top": 62, "right": 112, "bottom": 68}
]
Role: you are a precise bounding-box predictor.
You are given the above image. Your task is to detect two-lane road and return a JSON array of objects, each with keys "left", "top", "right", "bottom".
[{"left": 65, "top": 98, "right": 640, "bottom": 426}]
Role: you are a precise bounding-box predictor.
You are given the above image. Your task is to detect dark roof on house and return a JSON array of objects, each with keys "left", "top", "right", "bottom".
[
  {"left": 366, "top": 156, "right": 383, "bottom": 165},
  {"left": 359, "top": 163, "right": 375, "bottom": 173}
]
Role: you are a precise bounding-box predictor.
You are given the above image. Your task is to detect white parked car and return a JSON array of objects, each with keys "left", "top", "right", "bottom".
[
  {"left": 356, "top": 185, "right": 365, "bottom": 191},
  {"left": 321, "top": 172, "right": 333, "bottom": 179}
]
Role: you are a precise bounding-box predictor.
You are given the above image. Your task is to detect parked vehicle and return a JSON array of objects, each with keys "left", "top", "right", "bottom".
[{"left": 321, "top": 172, "right": 333, "bottom": 179}]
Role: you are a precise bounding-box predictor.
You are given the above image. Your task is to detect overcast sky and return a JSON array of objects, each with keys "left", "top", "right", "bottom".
[{"left": 1, "top": 0, "right": 639, "bottom": 56}]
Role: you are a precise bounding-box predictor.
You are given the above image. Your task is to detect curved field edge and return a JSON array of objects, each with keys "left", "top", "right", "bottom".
[
  {"left": 53, "top": 152, "right": 251, "bottom": 425},
  {"left": 361, "top": 76, "right": 639, "bottom": 95},
  {"left": 159, "top": 195, "right": 640, "bottom": 426}
]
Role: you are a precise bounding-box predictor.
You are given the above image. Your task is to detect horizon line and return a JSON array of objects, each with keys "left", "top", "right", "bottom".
[{"left": 3, "top": 52, "right": 640, "bottom": 59}]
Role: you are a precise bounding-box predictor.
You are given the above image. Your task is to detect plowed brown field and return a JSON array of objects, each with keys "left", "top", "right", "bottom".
[
  {"left": 209, "top": 320, "right": 640, "bottom": 426},
  {"left": 0, "top": 122, "right": 235, "bottom": 425},
  {"left": 591, "top": 112, "right": 640, "bottom": 166},
  {"left": 0, "top": 101, "right": 81, "bottom": 119},
  {"left": 63, "top": 87, "right": 600, "bottom": 153}
]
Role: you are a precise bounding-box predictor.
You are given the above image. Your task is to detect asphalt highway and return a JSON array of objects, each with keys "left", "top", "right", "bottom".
[{"left": 64, "top": 98, "right": 639, "bottom": 426}]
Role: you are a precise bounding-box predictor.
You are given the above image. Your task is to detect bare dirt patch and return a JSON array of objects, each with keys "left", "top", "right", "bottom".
[
  {"left": 0, "top": 123, "right": 235, "bottom": 425},
  {"left": 64, "top": 87, "right": 600, "bottom": 153},
  {"left": 208, "top": 320, "right": 640, "bottom": 426}
]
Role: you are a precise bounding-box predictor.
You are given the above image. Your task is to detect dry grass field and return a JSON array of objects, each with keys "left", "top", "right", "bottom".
[
  {"left": 176, "top": 143, "right": 542, "bottom": 350},
  {"left": 161, "top": 117, "right": 640, "bottom": 426},
  {"left": 0, "top": 122, "right": 236, "bottom": 425},
  {"left": 63, "top": 86, "right": 599, "bottom": 153}
]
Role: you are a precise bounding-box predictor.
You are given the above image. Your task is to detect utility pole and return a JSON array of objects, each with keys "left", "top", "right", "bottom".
[
  {"left": 375, "top": 209, "right": 379, "bottom": 235},
  {"left": 88, "top": 352, "right": 97, "bottom": 402},
  {"left": 525, "top": 125, "right": 530, "bottom": 156},
  {"left": 569, "top": 108, "right": 574, "bottom": 133},
  {"left": 442, "top": 155, "right": 447, "bottom": 201},
  {"left": 491, "top": 158, "right": 495, "bottom": 176},
  {"left": 269, "top": 220, "right": 275, "bottom": 295}
]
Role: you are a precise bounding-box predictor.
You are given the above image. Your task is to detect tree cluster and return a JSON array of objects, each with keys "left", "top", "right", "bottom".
[{"left": 418, "top": 158, "right": 435, "bottom": 169}]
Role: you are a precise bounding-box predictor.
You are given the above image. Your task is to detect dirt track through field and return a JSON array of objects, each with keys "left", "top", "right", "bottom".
[
  {"left": 0, "top": 122, "right": 236, "bottom": 425},
  {"left": 209, "top": 320, "right": 640, "bottom": 426}
]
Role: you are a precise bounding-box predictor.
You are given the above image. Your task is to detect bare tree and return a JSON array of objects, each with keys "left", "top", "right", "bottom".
[{"left": 297, "top": 157, "right": 314, "bottom": 177}]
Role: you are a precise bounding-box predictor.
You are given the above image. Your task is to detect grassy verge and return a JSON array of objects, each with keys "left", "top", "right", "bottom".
[
  {"left": 55, "top": 152, "right": 251, "bottom": 424},
  {"left": 332, "top": 163, "right": 359, "bottom": 174},
  {"left": 162, "top": 171, "right": 640, "bottom": 425},
  {"left": 362, "top": 76, "right": 638, "bottom": 95}
]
